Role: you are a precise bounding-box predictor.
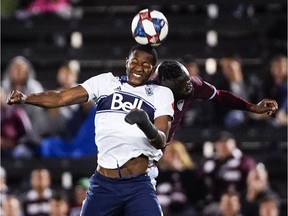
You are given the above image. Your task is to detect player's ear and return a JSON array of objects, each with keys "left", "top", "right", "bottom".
[
  {"left": 125, "top": 58, "right": 129, "bottom": 68},
  {"left": 150, "top": 66, "right": 156, "bottom": 78}
]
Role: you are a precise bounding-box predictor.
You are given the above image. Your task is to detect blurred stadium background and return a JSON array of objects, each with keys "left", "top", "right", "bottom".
[{"left": 1, "top": 0, "right": 287, "bottom": 214}]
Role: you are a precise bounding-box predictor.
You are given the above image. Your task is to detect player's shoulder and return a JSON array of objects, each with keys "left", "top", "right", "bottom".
[
  {"left": 98, "top": 72, "right": 115, "bottom": 79},
  {"left": 191, "top": 75, "right": 204, "bottom": 85},
  {"left": 191, "top": 75, "right": 216, "bottom": 90},
  {"left": 148, "top": 80, "right": 170, "bottom": 90},
  {"left": 89, "top": 72, "right": 120, "bottom": 83},
  {"left": 151, "top": 83, "right": 173, "bottom": 94}
]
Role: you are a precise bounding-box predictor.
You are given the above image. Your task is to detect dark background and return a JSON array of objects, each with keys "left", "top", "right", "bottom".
[{"left": 1, "top": 0, "right": 287, "bottom": 212}]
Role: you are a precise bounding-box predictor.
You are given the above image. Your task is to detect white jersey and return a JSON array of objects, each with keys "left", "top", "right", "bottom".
[{"left": 80, "top": 72, "right": 174, "bottom": 169}]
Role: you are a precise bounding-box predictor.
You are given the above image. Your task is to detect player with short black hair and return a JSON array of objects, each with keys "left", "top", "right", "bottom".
[{"left": 7, "top": 44, "right": 174, "bottom": 216}]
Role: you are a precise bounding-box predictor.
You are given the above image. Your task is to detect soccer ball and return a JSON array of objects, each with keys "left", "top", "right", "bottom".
[{"left": 131, "top": 8, "right": 169, "bottom": 47}]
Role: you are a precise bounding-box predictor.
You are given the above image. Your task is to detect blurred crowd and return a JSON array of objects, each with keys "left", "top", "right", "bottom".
[
  {"left": 0, "top": 132, "right": 286, "bottom": 215},
  {"left": 1, "top": 54, "right": 287, "bottom": 159},
  {"left": 1, "top": 1, "right": 287, "bottom": 216},
  {"left": 1, "top": 56, "right": 97, "bottom": 159},
  {"left": 180, "top": 54, "right": 287, "bottom": 129},
  {"left": 156, "top": 134, "right": 285, "bottom": 216},
  {"left": 0, "top": 166, "right": 89, "bottom": 216},
  {"left": 0, "top": 54, "right": 287, "bottom": 216}
]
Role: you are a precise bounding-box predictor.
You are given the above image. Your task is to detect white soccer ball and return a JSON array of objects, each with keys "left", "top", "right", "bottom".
[{"left": 131, "top": 8, "right": 169, "bottom": 47}]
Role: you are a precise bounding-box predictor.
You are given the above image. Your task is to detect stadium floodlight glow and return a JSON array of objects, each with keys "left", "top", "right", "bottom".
[
  {"left": 71, "top": 32, "right": 83, "bottom": 48},
  {"left": 69, "top": 60, "right": 80, "bottom": 74},
  {"left": 207, "top": 4, "right": 218, "bottom": 19},
  {"left": 203, "top": 141, "right": 214, "bottom": 158},
  {"left": 205, "top": 58, "right": 217, "bottom": 75},
  {"left": 206, "top": 30, "right": 218, "bottom": 47}
]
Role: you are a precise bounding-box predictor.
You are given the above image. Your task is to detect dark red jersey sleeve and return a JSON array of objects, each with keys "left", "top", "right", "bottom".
[
  {"left": 212, "top": 90, "right": 253, "bottom": 111},
  {"left": 191, "top": 76, "right": 253, "bottom": 111},
  {"left": 191, "top": 76, "right": 217, "bottom": 100}
]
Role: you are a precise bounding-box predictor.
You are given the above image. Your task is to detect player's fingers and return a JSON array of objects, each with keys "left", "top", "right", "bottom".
[
  {"left": 6, "top": 90, "right": 16, "bottom": 104},
  {"left": 6, "top": 90, "right": 25, "bottom": 105},
  {"left": 264, "top": 100, "right": 278, "bottom": 111},
  {"left": 273, "top": 101, "right": 279, "bottom": 110},
  {"left": 267, "top": 111, "right": 273, "bottom": 116},
  {"left": 267, "top": 99, "right": 278, "bottom": 108}
]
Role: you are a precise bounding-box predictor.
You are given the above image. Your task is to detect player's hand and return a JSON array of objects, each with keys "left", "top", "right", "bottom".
[
  {"left": 125, "top": 108, "right": 158, "bottom": 140},
  {"left": 6, "top": 90, "right": 27, "bottom": 105},
  {"left": 251, "top": 99, "right": 278, "bottom": 115}
]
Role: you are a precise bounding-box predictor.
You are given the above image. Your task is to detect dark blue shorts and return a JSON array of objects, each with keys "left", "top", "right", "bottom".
[{"left": 80, "top": 172, "right": 163, "bottom": 216}]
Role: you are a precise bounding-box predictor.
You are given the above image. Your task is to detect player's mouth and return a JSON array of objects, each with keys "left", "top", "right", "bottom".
[{"left": 132, "top": 73, "right": 142, "bottom": 78}]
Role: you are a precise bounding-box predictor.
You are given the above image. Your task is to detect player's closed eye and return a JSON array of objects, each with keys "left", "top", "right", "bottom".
[{"left": 130, "top": 60, "right": 152, "bottom": 71}]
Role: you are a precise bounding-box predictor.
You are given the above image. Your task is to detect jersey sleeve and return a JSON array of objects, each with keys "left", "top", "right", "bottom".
[
  {"left": 192, "top": 76, "right": 217, "bottom": 100},
  {"left": 154, "top": 86, "right": 174, "bottom": 120},
  {"left": 79, "top": 73, "right": 112, "bottom": 101}
]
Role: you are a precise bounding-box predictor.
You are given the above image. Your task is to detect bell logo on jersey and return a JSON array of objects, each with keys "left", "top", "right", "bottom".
[
  {"left": 111, "top": 93, "right": 143, "bottom": 112},
  {"left": 97, "top": 92, "right": 155, "bottom": 121}
]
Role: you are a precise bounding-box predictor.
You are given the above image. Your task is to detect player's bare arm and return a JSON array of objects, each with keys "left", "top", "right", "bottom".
[{"left": 6, "top": 86, "right": 89, "bottom": 108}]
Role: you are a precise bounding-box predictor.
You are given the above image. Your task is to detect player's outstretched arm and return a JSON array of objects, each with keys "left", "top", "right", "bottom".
[
  {"left": 212, "top": 90, "right": 278, "bottom": 116},
  {"left": 125, "top": 109, "right": 170, "bottom": 149},
  {"left": 6, "top": 86, "right": 89, "bottom": 108},
  {"left": 250, "top": 99, "right": 278, "bottom": 115}
]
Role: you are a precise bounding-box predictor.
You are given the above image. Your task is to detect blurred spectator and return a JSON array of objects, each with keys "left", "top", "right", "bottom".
[
  {"left": 43, "top": 63, "right": 80, "bottom": 137},
  {"left": 16, "top": 0, "right": 72, "bottom": 20},
  {"left": 199, "top": 131, "right": 256, "bottom": 203},
  {"left": 259, "top": 195, "right": 280, "bottom": 216},
  {"left": 50, "top": 192, "right": 69, "bottom": 216},
  {"left": 2, "top": 56, "right": 47, "bottom": 148},
  {"left": 182, "top": 55, "right": 200, "bottom": 77},
  {"left": 262, "top": 141, "right": 287, "bottom": 203},
  {"left": 2, "top": 195, "right": 23, "bottom": 216},
  {"left": 37, "top": 61, "right": 97, "bottom": 158},
  {"left": 39, "top": 101, "right": 97, "bottom": 158},
  {"left": 263, "top": 55, "right": 288, "bottom": 127},
  {"left": 57, "top": 62, "right": 79, "bottom": 90},
  {"left": 203, "top": 189, "right": 242, "bottom": 216},
  {"left": 156, "top": 140, "right": 205, "bottom": 216},
  {"left": 69, "top": 178, "right": 89, "bottom": 216},
  {"left": 2, "top": 56, "right": 43, "bottom": 94},
  {"left": 21, "top": 168, "right": 53, "bottom": 216},
  {"left": 0, "top": 166, "right": 8, "bottom": 214},
  {"left": 241, "top": 163, "right": 280, "bottom": 216},
  {"left": 1, "top": 87, "right": 33, "bottom": 158},
  {"left": 213, "top": 56, "right": 249, "bottom": 128},
  {"left": 219, "top": 190, "right": 242, "bottom": 216}
]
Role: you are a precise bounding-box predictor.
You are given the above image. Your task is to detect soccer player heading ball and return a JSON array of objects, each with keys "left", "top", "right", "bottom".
[
  {"left": 7, "top": 45, "right": 174, "bottom": 216},
  {"left": 154, "top": 60, "right": 278, "bottom": 143}
]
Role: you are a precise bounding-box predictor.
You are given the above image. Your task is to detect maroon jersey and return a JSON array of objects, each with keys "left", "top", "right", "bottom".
[
  {"left": 167, "top": 76, "right": 216, "bottom": 143},
  {"left": 1, "top": 105, "right": 32, "bottom": 143},
  {"left": 167, "top": 76, "right": 252, "bottom": 143},
  {"left": 199, "top": 148, "right": 256, "bottom": 201}
]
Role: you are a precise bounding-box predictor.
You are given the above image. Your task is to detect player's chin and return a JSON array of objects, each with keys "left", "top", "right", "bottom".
[{"left": 128, "top": 77, "right": 146, "bottom": 86}]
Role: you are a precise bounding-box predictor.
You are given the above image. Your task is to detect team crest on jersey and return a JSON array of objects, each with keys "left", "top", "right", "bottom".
[
  {"left": 114, "top": 86, "right": 121, "bottom": 91},
  {"left": 177, "top": 100, "right": 184, "bottom": 111},
  {"left": 145, "top": 85, "right": 153, "bottom": 96}
]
